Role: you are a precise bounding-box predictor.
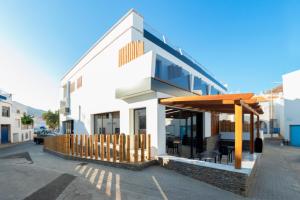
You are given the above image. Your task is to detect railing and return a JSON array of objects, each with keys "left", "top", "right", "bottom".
[{"left": 44, "top": 134, "right": 151, "bottom": 163}]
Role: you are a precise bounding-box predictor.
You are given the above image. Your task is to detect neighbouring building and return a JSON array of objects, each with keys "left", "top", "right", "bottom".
[
  {"left": 255, "top": 85, "right": 284, "bottom": 137},
  {"left": 282, "top": 69, "right": 300, "bottom": 146},
  {"left": 0, "top": 90, "right": 44, "bottom": 144},
  {"left": 59, "top": 9, "right": 227, "bottom": 156}
]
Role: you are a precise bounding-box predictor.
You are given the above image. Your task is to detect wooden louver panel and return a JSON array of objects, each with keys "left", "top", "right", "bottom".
[{"left": 118, "top": 41, "right": 144, "bottom": 67}]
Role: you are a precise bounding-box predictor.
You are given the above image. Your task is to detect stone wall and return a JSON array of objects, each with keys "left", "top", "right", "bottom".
[
  {"left": 44, "top": 148, "right": 158, "bottom": 171},
  {"left": 158, "top": 156, "right": 260, "bottom": 196}
]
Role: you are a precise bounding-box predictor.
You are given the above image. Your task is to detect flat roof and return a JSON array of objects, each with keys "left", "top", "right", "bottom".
[{"left": 160, "top": 93, "right": 263, "bottom": 115}]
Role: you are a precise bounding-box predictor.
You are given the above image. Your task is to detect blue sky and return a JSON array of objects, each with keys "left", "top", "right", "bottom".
[{"left": 0, "top": 0, "right": 299, "bottom": 109}]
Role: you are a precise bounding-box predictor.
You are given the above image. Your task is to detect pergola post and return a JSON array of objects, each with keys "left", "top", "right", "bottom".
[
  {"left": 250, "top": 113, "right": 254, "bottom": 154},
  {"left": 235, "top": 103, "right": 243, "bottom": 169},
  {"left": 256, "top": 115, "right": 260, "bottom": 138}
]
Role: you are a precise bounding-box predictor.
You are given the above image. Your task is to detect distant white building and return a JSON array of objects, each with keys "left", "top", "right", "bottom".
[
  {"left": 282, "top": 70, "right": 300, "bottom": 146},
  {"left": 0, "top": 90, "right": 42, "bottom": 144},
  {"left": 255, "top": 85, "right": 284, "bottom": 137}
]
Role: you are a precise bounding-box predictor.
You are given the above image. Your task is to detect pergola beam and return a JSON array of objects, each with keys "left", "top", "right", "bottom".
[
  {"left": 250, "top": 113, "right": 254, "bottom": 154},
  {"left": 240, "top": 100, "right": 260, "bottom": 116},
  {"left": 234, "top": 103, "right": 243, "bottom": 169}
]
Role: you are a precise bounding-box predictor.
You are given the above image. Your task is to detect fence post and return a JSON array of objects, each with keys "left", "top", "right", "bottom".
[
  {"left": 113, "top": 134, "right": 117, "bottom": 162},
  {"left": 71, "top": 134, "right": 74, "bottom": 156},
  {"left": 80, "top": 135, "right": 83, "bottom": 158},
  {"left": 67, "top": 134, "right": 69, "bottom": 155},
  {"left": 147, "top": 134, "right": 151, "bottom": 160},
  {"left": 120, "top": 134, "right": 124, "bottom": 162},
  {"left": 141, "top": 134, "right": 145, "bottom": 162},
  {"left": 75, "top": 134, "right": 78, "bottom": 156},
  {"left": 89, "top": 135, "right": 93, "bottom": 159},
  {"left": 101, "top": 134, "right": 104, "bottom": 161},
  {"left": 85, "top": 134, "right": 88, "bottom": 158},
  {"left": 94, "top": 135, "right": 98, "bottom": 160},
  {"left": 106, "top": 134, "right": 110, "bottom": 162},
  {"left": 126, "top": 135, "right": 130, "bottom": 162},
  {"left": 134, "top": 134, "right": 138, "bottom": 163}
]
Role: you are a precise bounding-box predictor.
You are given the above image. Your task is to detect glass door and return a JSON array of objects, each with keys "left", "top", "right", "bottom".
[{"left": 134, "top": 108, "right": 146, "bottom": 134}]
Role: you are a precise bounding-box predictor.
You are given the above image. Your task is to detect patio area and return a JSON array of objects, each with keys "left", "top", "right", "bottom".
[{"left": 159, "top": 93, "right": 264, "bottom": 196}]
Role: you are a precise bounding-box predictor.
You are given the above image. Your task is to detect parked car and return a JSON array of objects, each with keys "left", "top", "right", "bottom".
[
  {"left": 34, "top": 126, "right": 46, "bottom": 135},
  {"left": 33, "top": 130, "right": 56, "bottom": 144}
]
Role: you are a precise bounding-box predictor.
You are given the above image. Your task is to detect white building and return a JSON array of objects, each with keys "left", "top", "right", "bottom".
[
  {"left": 254, "top": 85, "right": 284, "bottom": 137},
  {"left": 282, "top": 69, "right": 300, "bottom": 146},
  {"left": 0, "top": 90, "right": 34, "bottom": 144},
  {"left": 59, "top": 9, "right": 227, "bottom": 157}
]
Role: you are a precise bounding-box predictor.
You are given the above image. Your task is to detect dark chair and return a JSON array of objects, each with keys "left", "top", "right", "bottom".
[
  {"left": 166, "top": 138, "right": 175, "bottom": 154},
  {"left": 219, "top": 145, "right": 230, "bottom": 164}
]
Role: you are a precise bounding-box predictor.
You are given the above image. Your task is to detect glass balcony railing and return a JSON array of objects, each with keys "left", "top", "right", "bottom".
[{"left": 144, "top": 22, "right": 227, "bottom": 91}]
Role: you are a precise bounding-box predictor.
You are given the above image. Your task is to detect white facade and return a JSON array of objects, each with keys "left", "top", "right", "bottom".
[
  {"left": 0, "top": 90, "right": 34, "bottom": 144},
  {"left": 282, "top": 69, "right": 300, "bottom": 141},
  {"left": 60, "top": 9, "right": 227, "bottom": 156}
]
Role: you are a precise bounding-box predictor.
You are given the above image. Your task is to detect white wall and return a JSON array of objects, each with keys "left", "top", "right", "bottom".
[
  {"left": 282, "top": 69, "right": 300, "bottom": 140},
  {"left": 59, "top": 9, "right": 225, "bottom": 156}
]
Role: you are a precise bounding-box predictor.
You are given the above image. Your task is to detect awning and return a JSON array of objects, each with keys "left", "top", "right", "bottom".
[{"left": 159, "top": 93, "right": 263, "bottom": 116}]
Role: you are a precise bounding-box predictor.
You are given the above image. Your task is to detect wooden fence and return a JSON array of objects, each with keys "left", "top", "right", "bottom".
[{"left": 44, "top": 133, "right": 151, "bottom": 163}]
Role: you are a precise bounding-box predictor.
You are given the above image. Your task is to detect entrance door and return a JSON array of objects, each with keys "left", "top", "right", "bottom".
[
  {"left": 134, "top": 108, "right": 146, "bottom": 148},
  {"left": 290, "top": 125, "right": 300, "bottom": 147},
  {"left": 134, "top": 108, "right": 146, "bottom": 134},
  {"left": 63, "top": 120, "right": 74, "bottom": 134},
  {"left": 1, "top": 125, "right": 9, "bottom": 144}
]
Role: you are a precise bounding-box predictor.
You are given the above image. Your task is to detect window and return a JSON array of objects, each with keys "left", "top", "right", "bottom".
[
  {"left": 94, "top": 112, "right": 120, "bottom": 134},
  {"left": 193, "top": 77, "right": 209, "bottom": 95},
  {"left": 0, "top": 95, "right": 7, "bottom": 100},
  {"left": 155, "top": 55, "right": 191, "bottom": 91},
  {"left": 2, "top": 106, "right": 10, "bottom": 117},
  {"left": 77, "top": 76, "right": 82, "bottom": 89},
  {"left": 63, "top": 84, "right": 67, "bottom": 98},
  {"left": 70, "top": 82, "right": 75, "bottom": 93},
  {"left": 134, "top": 108, "right": 146, "bottom": 134},
  {"left": 16, "top": 109, "right": 20, "bottom": 114},
  {"left": 210, "top": 86, "right": 220, "bottom": 95}
]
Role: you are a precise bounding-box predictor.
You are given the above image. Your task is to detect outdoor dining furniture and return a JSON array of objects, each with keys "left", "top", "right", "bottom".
[
  {"left": 199, "top": 151, "right": 220, "bottom": 163},
  {"left": 166, "top": 137, "right": 179, "bottom": 154},
  {"left": 219, "top": 145, "right": 235, "bottom": 164}
]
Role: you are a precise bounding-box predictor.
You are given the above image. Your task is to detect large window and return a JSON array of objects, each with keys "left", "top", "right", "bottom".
[
  {"left": 134, "top": 108, "right": 146, "bottom": 134},
  {"left": 210, "top": 86, "right": 220, "bottom": 95},
  {"left": 2, "top": 106, "right": 10, "bottom": 117},
  {"left": 155, "top": 55, "right": 191, "bottom": 91},
  {"left": 193, "top": 77, "right": 209, "bottom": 95},
  {"left": 94, "top": 112, "right": 120, "bottom": 134}
]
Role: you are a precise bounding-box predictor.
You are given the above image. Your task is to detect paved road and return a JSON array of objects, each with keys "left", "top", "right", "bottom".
[
  {"left": 248, "top": 138, "right": 300, "bottom": 200},
  {"left": 0, "top": 139, "right": 300, "bottom": 200},
  {"left": 0, "top": 142, "right": 240, "bottom": 200}
]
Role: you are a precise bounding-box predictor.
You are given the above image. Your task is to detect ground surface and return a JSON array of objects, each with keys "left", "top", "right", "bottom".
[{"left": 0, "top": 139, "right": 299, "bottom": 200}]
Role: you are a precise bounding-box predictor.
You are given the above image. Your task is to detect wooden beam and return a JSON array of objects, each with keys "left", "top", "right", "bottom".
[
  {"left": 240, "top": 100, "right": 259, "bottom": 116},
  {"left": 235, "top": 103, "right": 243, "bottom": 169},
  {"left": 250, "top": 113, "right": 254, "bottom": 154},
  {"left": 160, "top": 93, "right": 254, "bottom": 103},
  {"left": 256, "top": 115, "right": 260, "bottom": 138}
]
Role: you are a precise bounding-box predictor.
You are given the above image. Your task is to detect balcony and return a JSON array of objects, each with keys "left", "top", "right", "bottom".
[{"left": 115, "top": 51, "right": 196, "bottom": 99}]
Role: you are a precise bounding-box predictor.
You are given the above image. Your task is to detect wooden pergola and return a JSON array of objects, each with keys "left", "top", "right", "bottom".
[{"left": 159, "top": 93, "right": 264, "bottom": 169}]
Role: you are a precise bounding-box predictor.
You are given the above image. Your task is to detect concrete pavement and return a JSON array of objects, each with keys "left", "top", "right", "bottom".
[
  {"left": 1, "top": 139, "right": 300, "bottom": 200},
  {"left": 0, "top": 142, "right": 240, "bottom": 200}
]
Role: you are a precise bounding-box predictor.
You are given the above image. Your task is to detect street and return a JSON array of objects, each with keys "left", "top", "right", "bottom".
[{"left": 0, "top": 139, "right": 300, "bottom": 200}]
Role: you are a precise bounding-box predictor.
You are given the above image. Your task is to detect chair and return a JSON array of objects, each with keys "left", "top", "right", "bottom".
[
  {"left": 219, "top": 145, "right": 230, "bottom": 164},
  {"left": 166, "top": 138, "right": 175, "bottom": 154}
]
